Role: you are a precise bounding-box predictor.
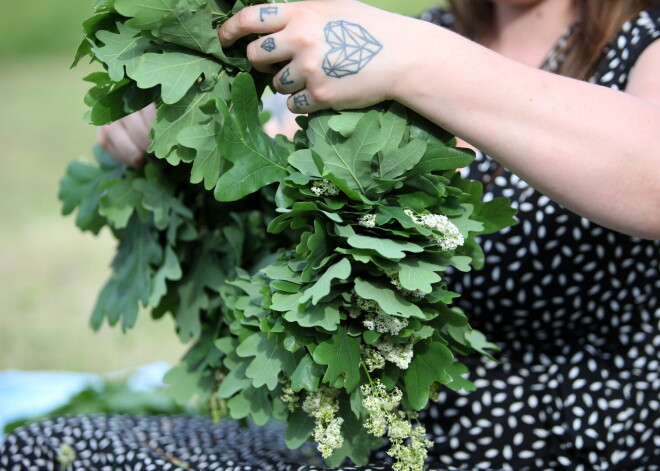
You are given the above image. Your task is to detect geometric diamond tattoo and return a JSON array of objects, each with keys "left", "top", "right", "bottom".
[
  {"left": 261, "top": 37, "right": 276, "bottom": 52},
  {"left": 322, "top": 20, "right": 383, "bottom": 78}
]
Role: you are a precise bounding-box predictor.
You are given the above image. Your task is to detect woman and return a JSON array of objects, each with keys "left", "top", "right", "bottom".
[
  {"left": 217, "top": 2, "right": 660, "bottom": 469},
  {"left": 3, "top": 1, "right": 659, "bottom": 469}
]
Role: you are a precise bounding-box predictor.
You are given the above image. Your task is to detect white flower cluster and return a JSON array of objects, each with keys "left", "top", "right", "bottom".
[
  {"left": 382, "top": 269, "right": 426, "bottom": 299},
  {"left": 360, "top": 344, "right": 386, "bottom": 372},
  {"left": 354, "top": 293, "right": 410, "bottom": 336},
  {"left": 404, "top": 209, "right": 464, "bottom": 251},
  {"left": 363, "top": 312, "right": 409, "bottom": 336},
  {"left": 361, "top": 380, "right": 403, "bottom": 436},
  {"left": 302, "top": 386, "right": 338, "bottom": 419},
  {"left": 373, "top": 338, "right": 414, "bottom": 369},
  {"left": 316, "top": 416, "right": 344, "bottom": 458},
  {"left": 302, "top": 387, "right": 344, "bottom": 458},
  {"left": 360, "top": 380, "right": 432, "bottom": 471},
  {"left": 359, "top": 213, "right": 377, "bottom": 228},
  {"left": 280, "top": 379, "right": 299, "bottom": 412},
  {"left": 388, "top": 424, "right": 433, "bottom": 471},
  {"left": 311, "top": 179, "right": 340, "bottom": 196}
]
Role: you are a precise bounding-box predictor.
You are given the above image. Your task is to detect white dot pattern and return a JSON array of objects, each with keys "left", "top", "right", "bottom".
[{"left": 1, "top": 7, "right": 659, "bottom": 471}]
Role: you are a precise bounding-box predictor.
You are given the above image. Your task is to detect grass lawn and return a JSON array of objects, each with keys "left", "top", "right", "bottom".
[{"left": 0, "top": 57, "right": 187, "bottom": 373}]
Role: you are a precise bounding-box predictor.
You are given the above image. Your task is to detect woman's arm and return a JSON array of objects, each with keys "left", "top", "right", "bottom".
[
  {"left": 398, "top": 24, "right": 660, "bottom": 240},
  {"left": 220, "top": 1, "right": 660, "bottom": 239}
]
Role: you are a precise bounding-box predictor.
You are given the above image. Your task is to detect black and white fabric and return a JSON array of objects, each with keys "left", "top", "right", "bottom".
[
  {"left": 2, "top": 8, "right": 659, "bottom": 471},
  {"left": 418, "top": 6, "right": 660, "bottom": 471},
  {"left": 0, "top": 415, "right": 339, "bottom": 471}
]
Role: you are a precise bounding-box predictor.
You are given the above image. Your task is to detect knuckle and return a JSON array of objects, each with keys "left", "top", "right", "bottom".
[
  {"left": 218, "top": 25, "right": 234, "bottom": 44},
  {"left": 218, "top": 21, "right": 233, "bottom": 41},
  {"left": 300, "top": 60, "right": 318, "bottom": 77},
  {"left": 246, "top": 41, "right": 258, "bottom": 62},
  {"left": 295, "top": 34, "right": 317, "bottom": 49},
  {"left": 309, "top": 86, "right": 332, "bottom": 105},
  {"left": 236, "top": 8, "right": 253, "bottom": 29}
]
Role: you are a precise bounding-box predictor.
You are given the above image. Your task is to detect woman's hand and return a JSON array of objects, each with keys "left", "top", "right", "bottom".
[
  {"left": 97, "top": 103, "right": 157, "bottom": 167},
  {"left": 219, "top": 0, "right": 418, "bottom": 114}
]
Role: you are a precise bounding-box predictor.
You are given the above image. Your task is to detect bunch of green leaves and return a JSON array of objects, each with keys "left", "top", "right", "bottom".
[
  {"left": 212, "top": 102, "right": 515, "bottom": 466},
  {"left": 61, "top": 0, "right": 516, "bottom": 468},
  {"left": 63, "top": 0, "right": 296, "bottom": 408}
]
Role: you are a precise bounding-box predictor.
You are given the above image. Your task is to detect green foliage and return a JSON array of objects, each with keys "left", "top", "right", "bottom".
[
  {"left": 312, "top": 326, "right": 362, "bottom": 392},
  {"left": 215, "top": 75, "right": 290, "bottom": 201},
  {"left": 354, "top": 277, "right": 425, "bottom": 318},
  {"left": 237, "top": 332, "right": 297, "bottom": 390},
  {"left": 403, "top": 340, "right": 453, "bottom": 410},
  {"left": 61, "top": 0, "right": 516, "bottom": 468}
]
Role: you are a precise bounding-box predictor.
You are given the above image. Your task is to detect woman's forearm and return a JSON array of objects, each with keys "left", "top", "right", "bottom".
[{"left": 395, "top": 22, "right": 660, "bottom": 239}]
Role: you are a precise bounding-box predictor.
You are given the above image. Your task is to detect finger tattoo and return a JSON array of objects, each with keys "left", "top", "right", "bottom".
[
  {"left": 293, "top": 93, "right": 310, "bottom": 109},
  {"left": 261, "top": 37, "right": 276, "bottom": 52},
  {"left": 279, "top": 68, "right": 294, "bottom": 86},
  {"left": 322, "top": 20, "right": 383, "bottom": 78},
  {"left": 260, "top": 6, "right": 278, "bottom": 22}
]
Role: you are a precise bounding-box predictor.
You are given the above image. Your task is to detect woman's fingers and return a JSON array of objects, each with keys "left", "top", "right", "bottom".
[
  {"left": 273, "top": 65, "right": 304, "bottom": 95},
  {"left": 287, "top": 90, "right": 326, "bottom": 114},
  {"left": 138, "top": 103, "right": 157, "bottom": 129},
  {"left": 97, "top": 104, "right": 156, "bottom": 167},
  {"left": 98, "top": 123, "right": 143, "bottom": 167},
  {"left": 121, "top": 110, "right": 151, "bottom": 153},
  {"left": 219, "top": 4, "right": 290, "bottom": 47},
  {"left": 247, "top": 34, "right": 296, "bottom": 73}
]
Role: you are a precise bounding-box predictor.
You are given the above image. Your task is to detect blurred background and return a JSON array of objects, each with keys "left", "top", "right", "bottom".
[{"left": 0, "top": 0, "right": 439, "bottom": 428}]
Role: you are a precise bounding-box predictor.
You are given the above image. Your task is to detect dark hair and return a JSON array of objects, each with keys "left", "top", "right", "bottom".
[{"left": 447, "top": 0, "right": 658, "bottom": 80}]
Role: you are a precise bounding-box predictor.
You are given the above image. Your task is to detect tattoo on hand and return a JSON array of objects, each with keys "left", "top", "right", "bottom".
[
  {"left": 293, "top": 93, "right": 310, "bottom": 109},
  {"left": 322, "top": 20, "right": 383, "bottom": 78},
  {"left": 280, "top": 68, "right": 294, "bottom": 86},
  {"left": 261, "top": 37, "right": 276, "bottom": 52},
  {"left": 260, "top": 6, "right": 278, "bottom": 22}
]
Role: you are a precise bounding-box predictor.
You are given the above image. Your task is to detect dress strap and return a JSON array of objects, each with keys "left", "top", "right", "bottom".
[
  {"left": 539, "top": 25, "right": 575, "bottom": 73},
  {"left": 592, "top": 7, "right": 660, "bottom": 89}
]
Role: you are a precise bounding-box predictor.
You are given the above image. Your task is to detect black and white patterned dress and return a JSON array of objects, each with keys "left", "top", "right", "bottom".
[
  {"left": 2, "top": 8, "right": 659, "bottom": 471},
  {"left": 417, "top": 6, "right": 660, "bottom": 471}
]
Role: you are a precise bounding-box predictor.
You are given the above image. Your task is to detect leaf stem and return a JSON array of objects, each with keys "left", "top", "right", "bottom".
[{"left": 360, "top": 360, "right": 374, "bottom": 386}]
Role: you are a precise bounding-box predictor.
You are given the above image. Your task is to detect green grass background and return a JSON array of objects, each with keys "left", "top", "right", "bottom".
[{"left": 0, "top": 0, "right": 439, "bottom": 374}]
